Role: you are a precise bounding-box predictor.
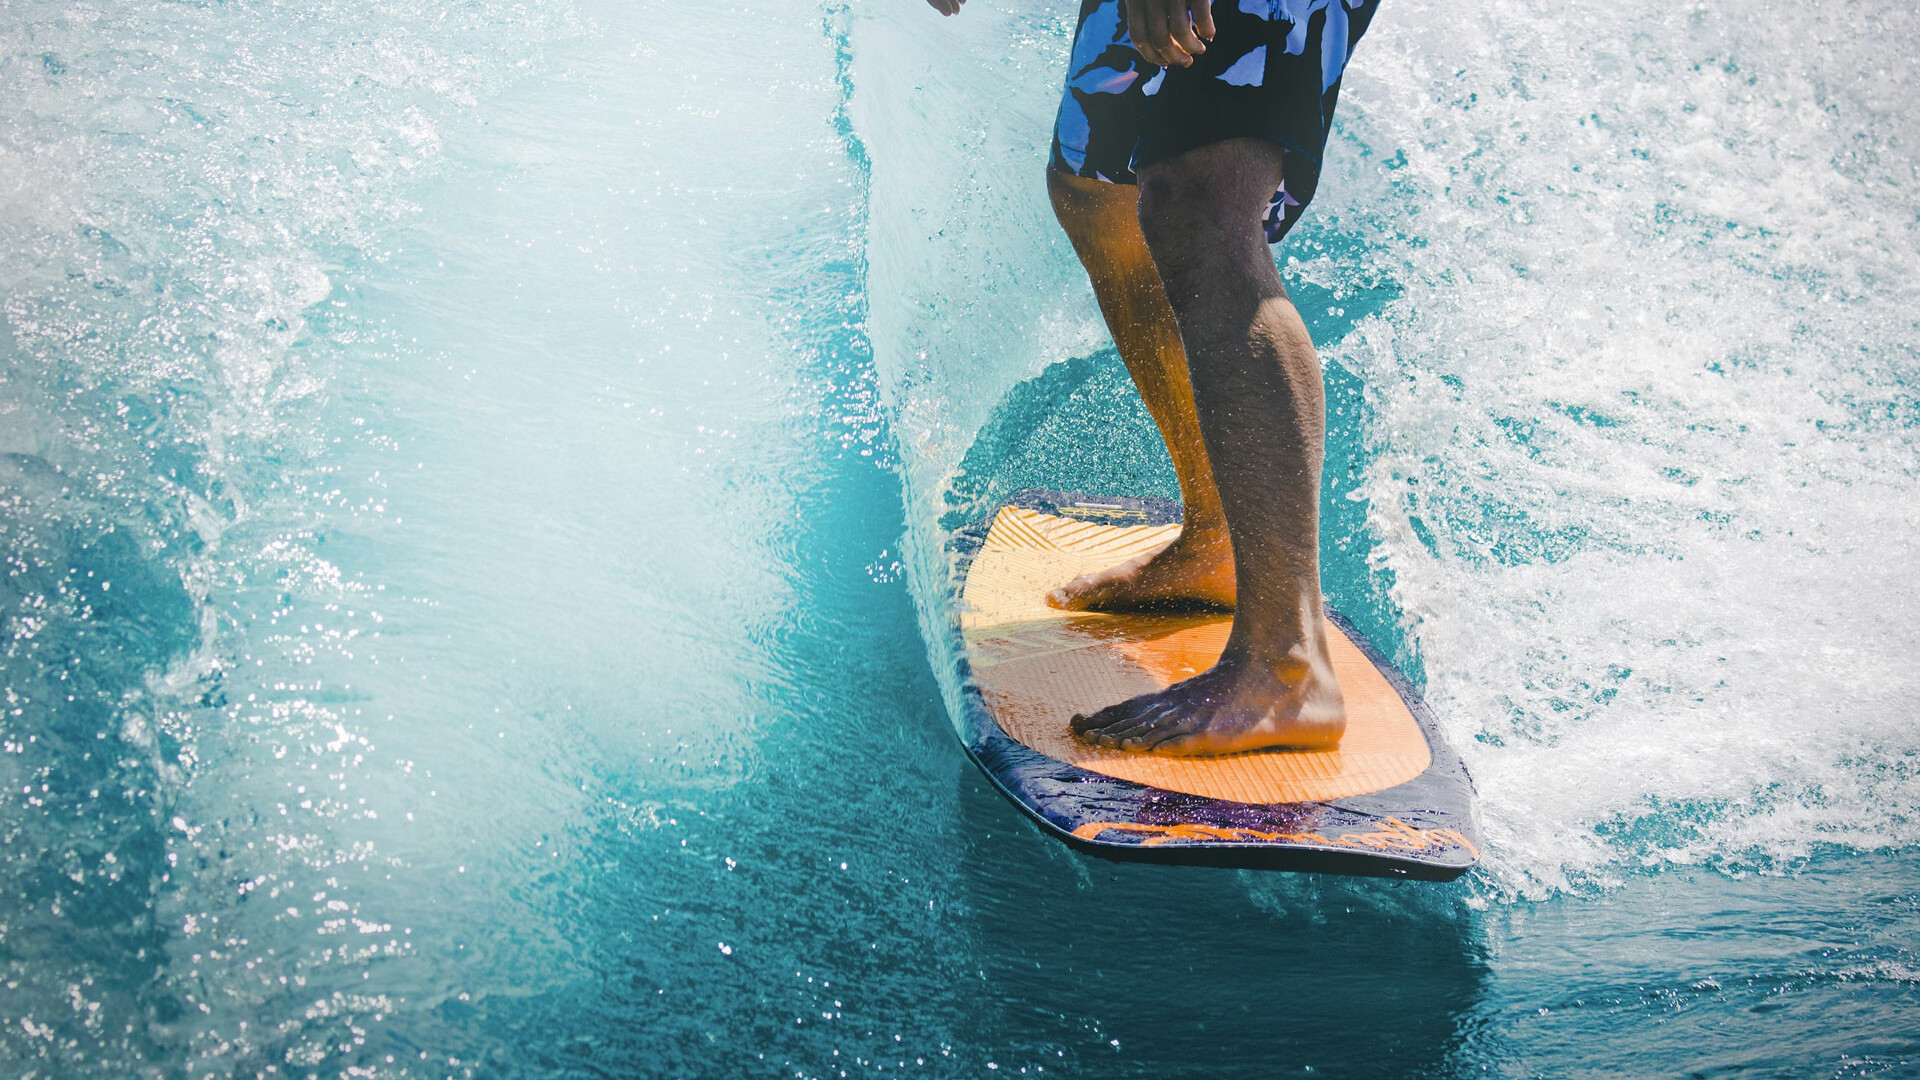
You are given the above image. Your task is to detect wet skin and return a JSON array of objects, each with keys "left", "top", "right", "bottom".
[
  {"left": 1044, "top": 167, "right": 1237, "bottom": 614},
  {"left": 1051, "top": 139, "right": 1348, "bottom": 756},
  {"left": 930, "top": 0, "right": 1344, "bottom": 755}
]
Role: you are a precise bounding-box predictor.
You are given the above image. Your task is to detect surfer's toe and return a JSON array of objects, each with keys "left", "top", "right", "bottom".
[
  {"left": 1072, "top": 683, "right": 1206, "bottom": 749},
  {"left": 1046, "top": 533, "right": 1234, "bottom": 613},
  {"left": 1069, "top": 698, "right": 1144, "bottom": 744},
  {"left": 1070, "top": 652, "right": 1347, "bottom": 755}
]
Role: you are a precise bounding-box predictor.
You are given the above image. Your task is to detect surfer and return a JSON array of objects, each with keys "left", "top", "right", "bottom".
[{"left": 932, "top": 0, "right": 1377, "bottom": 755}]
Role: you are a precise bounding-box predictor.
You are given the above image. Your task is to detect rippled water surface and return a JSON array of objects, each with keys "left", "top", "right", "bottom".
[{"left": 2, "top": 0, "right": 1916, "bottom": 1077}]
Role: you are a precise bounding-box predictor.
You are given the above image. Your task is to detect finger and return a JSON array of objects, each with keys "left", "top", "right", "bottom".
[
  {"left": 1144, "top": 5, "right": 1194, "bottom": 68},
  {"left": 1168, "top": 4, "right": 1206, "bottom": 58},
  {"left": 1125, "top": 0, "right": 1164, "bottom": 68},
  {"left": 1190, "top": 0, "right": 1216, "bottom": 41}
]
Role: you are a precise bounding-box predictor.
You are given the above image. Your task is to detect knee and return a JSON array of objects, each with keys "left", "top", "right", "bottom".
[
  {"left": 1136, "top": 169, "right": 1234, "bottom": 273},
  {"left": 1136, "top": 141, "right": 1283, "bottom": 267}
]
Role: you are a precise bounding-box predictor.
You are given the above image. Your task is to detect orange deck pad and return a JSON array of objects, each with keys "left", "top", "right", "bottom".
[{"left": 961, "top": 506, "right": 1431, "bottom": 805}]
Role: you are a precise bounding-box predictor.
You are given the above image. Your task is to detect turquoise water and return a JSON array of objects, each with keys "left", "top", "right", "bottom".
[{"left": 2, "top": 0, "right": 1916, "bottom": 1076}]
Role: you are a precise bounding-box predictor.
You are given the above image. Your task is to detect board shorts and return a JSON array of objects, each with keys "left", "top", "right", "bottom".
[{"left": 1049, "top": 0, "right": 1380, "bottom": 243}]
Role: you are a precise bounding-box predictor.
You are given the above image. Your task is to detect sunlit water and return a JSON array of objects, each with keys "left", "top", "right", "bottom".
[{"left": 2, "top": 0, "right": 1916, "bottom": 1077}]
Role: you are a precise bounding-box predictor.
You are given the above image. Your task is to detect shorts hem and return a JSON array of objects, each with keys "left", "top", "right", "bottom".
[
  {"left": 1047, "top": 155, "right": 1140, "bottom": 186},
  {"left": 1130, "top": 128, "right": 1321, "bottom": 177}
]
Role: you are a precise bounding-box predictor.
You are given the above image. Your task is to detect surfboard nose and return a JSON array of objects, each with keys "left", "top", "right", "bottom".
[{"left": 950, "top": 491, "right": 1479, "bottom": 879}]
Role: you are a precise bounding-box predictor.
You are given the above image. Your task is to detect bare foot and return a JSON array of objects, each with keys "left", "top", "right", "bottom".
[
  {"left": 1070, "top": 642, "right": 1346, "bottom": 755},
  {"left": 1047, "top": 529, "right": 1235, "bottom": 612}
]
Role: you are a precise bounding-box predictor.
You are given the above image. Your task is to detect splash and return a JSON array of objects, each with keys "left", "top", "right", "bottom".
[
  {"left": 0, "top": 0, "right": 581, "bottom": 1070},
  {"left": 851, "top": 0, "right": 1920, "bottom": 898}
]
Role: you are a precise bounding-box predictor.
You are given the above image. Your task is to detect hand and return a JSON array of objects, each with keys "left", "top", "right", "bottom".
[
  {"left": 1125, "top": 0, "right": 1215, "bottom": 67},
  {"left": 925, "top": 0, "right": 966, "bottom": 15}
]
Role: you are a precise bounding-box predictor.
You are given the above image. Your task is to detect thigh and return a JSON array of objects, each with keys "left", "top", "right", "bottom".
[{"left": 1135, "top": 0, "right": 1381, "bottom": 243}]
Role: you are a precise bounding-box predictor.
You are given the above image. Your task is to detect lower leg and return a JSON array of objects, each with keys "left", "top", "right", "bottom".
[
  {"left": 1044, "top": 168, "right": 1234, "bottom": 611},
  {"left": 1071, "top": 139, "right": 1345, "bottom": 755}
]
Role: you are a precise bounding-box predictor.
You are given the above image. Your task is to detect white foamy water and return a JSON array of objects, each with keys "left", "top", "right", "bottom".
[
  {"left": 1330, "top": 0, "right": 1920, "bottom": 895},
  {"left": 854, "top": 0, "right": 1920, "bottom": 897},
  {"left": 2, "top": 1, "right": 881, "bottom": 1074}
]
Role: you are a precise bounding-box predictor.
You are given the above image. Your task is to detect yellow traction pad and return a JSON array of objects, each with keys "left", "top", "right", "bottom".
[{"left": 961, "top": 506, "right": 1431, "bottom": 805}]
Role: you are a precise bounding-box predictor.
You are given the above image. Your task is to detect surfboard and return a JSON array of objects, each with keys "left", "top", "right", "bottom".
[{"left": 948, "top": 490, "right": 1479, "bottom": 880}]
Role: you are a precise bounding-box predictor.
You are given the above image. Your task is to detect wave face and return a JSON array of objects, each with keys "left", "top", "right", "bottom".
[
  {"left": 0, "top": 0, "right": 579, "bottom": 1070},
  {"left": 3, "top": 0, "right": 1917, "bottom": 1076},
  {"left": 852, "top": 0, "right": 1920, "bottom": 897},
  {"left": 0, "top": 2, "right": 920, "bottom": 1075}
]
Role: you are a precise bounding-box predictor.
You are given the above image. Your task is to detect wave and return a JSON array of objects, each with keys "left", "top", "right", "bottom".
[
  {"left": 850, "top": 0, "right": 1920, "bottom": 898},
  {"left": 0, "top": 0, "right": 581, "bottom": 1070}
]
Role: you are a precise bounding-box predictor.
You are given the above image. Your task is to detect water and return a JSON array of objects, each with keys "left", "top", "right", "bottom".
[{"left": 1, "top": 0, "right": 1916, "bottom": 1076}]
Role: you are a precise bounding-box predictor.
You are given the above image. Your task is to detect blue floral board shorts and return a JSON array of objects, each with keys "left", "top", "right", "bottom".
[{"left": 1050, "top": 0, "right": 1379, "bottom": 243}]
